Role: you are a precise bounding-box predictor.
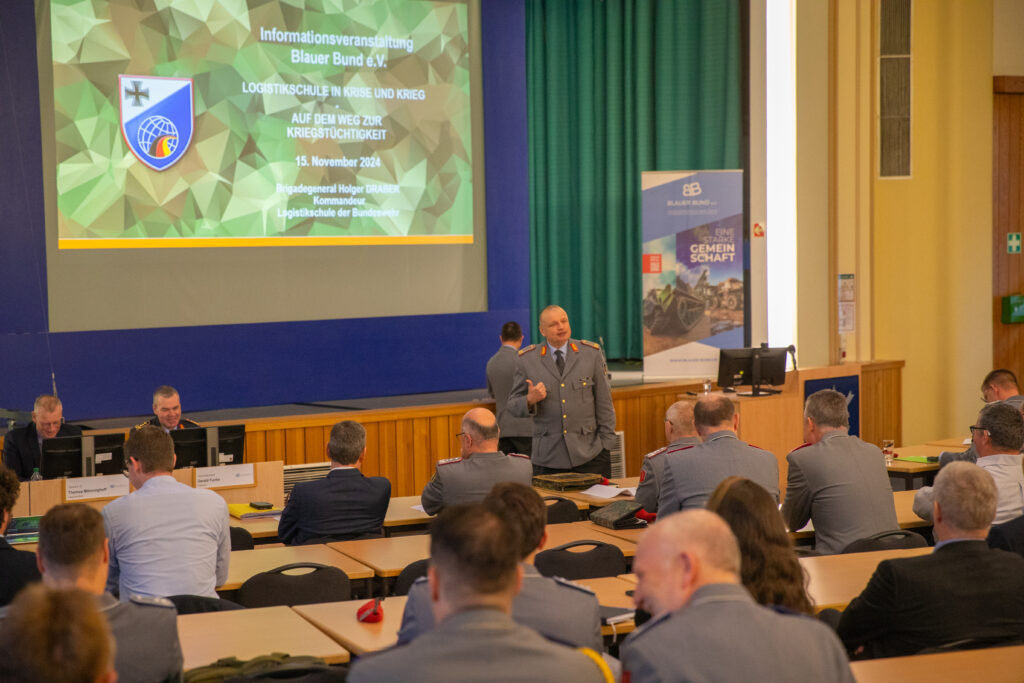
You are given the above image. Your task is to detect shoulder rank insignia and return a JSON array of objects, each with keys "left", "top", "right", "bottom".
[
  {"left": 129, "top": 594, "right": 175, "bottom": 608},
  {"left": 644, "top": 446, "right": 668, "bottom": 459},
  {"left": 553, "top": 576, "right": 596, "bottom": 595},
  {"left": 664, "top": 444, "right": 696, "bottom": 455},
  {"left": 789, "top": 442, "right": 813, "bottom": 454},
  {"left": 518, "top": 344, "right": 536, "bottom": 356},
  {"left": 132, "top": 419, "right": 153, "bottom": 431},
  {"left": 508, "top": 452, "right": 530, "bottom": 460},
  {"left": 580, "top": 339, "right": 601, "bottom": 350},
  {"left": 437, "top": 457, "right": 463, "bottom": 466}
]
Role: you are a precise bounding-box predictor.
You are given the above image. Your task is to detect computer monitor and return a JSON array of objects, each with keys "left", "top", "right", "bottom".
[
  {"left": 40, "top": 434, "right": 127, "bottom": 479},
  {"left": 4, "top": 515, "right": 41, "bottom": 545},
  {"left": 213, "top": 424, "right": 246, "bottom": 465},
  {"left": 716, "top": 344, "right": 790, "bottom": 397},
  {"left": 40, "top": 435, "right": 86, "bottom": 479},
  {"left": 170, "top": 427, "right": 210, "bottom": 469}
]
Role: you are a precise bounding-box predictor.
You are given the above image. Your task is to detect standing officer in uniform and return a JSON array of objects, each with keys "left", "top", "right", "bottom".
[
  {"left": 636, "top": 400, "right": 700, "bottom": 513},
  {"left": 399, "top": 482, "right": 603, "bottom": 650},
  {"left": 134, "top": 385, "right": 200, "bottom": 432},
  {"left": 420, "top": 408, "right": 532, "bottom": 515},
  {"left": 34, "top": 503, "right": 183, "bottom": 682},
  {"left": 657, "top": 394, "right": 778, "bottom": 515},
  {"left": 485, "top": 321, "right": 533, "bottom": 457},
  {"left": 507, "top": 305, "right": 617, "bottom": 476}
]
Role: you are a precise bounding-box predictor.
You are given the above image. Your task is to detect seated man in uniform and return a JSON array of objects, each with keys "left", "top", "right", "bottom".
[
  {"left": 636, "top": 400, "right": 700, "bottom": 513},
  {"left": 136, "top": 385, "right": 200, "bottom": 432},
  {"left": 657, "top": 395, "right": 778, "bottom": 515},
  {"left": 399, "top": 482, "right": 602, "bottom": 649},
  {"left": 0, "top": 584, "right": 117, "bottom": 683},
  {"left": 622, "top": 510, "right": 853, "bottom": 682},
  {"left": 102, "top": 426, "right": 230, "bottom": 599},
  {"left": 420, "top": 408, "right": 532, "bottom": 515},
  {"left": 982, "top": 368, "right": 1024, "bottom": 410},
  {"left": 36, "top": 503, "right": 182, "bottom": 682},
  {"left": 782, "top": 389, "right": 898, "bottom": 554},
  {"left": 278, "top": 420, "right": 391, "bottom": 544},
  {"left": 2, "top": 394, "right": 82, "bottom": 481},
  {"left": 349, "top": 503, "right": 611, "bottom": 682},
  {"left": 0, "top": 466, "right": 40, "bottom": 606},
  {"left": 839, "top": 462, "right": 1024, "bottom": 658}
]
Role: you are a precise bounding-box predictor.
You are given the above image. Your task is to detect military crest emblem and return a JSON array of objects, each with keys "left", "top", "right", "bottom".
[{"left": 118, "top": 75, "right": 193, "bottom": 171}]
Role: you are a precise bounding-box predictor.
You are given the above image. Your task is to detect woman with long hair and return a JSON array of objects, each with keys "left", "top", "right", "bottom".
[{"left": 705, "top": 476, "right": 814, "bottom": 614}]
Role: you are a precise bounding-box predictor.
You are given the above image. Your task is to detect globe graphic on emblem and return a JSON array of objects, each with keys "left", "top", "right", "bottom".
[{"left": 137, "top": 115, "right": 179, "bottom": 159}]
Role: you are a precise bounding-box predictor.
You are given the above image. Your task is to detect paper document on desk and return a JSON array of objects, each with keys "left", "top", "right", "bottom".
[
  {"left": 412, "top": 504, "right": 425, "bottom": 512},
  {"left": 581, "top": 484, "right": 637, "bottom": 499}
]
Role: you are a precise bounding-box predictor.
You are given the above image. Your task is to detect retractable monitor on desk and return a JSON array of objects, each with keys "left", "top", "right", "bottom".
[
  {"left": 170, "top": 428, "right": 209, "bottom": 469},
  {"left": 40, "top": 433, "right": 126, "bottom": 479},
  {"left": 170, "top": 425, "right": 246, "bottom": 468},
  {"left": 716, "top": 344, "right": 791, "bottom": 397}
]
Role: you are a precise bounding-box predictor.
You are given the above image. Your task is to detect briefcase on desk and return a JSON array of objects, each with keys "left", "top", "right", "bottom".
[
  {"left": 590, "top": 500, "right": 646, "bottom": 530},
  {"left": 532, "top": 472, "right": 603, "bottom": 491}
]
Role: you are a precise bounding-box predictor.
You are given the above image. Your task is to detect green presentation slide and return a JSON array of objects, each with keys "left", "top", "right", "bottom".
[{"left": 51, "top": 0, "right": 474, "bottom": 248}]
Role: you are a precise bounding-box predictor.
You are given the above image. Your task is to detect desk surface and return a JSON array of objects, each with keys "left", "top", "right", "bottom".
[
  {"left": 576, "top": 520, "right": 647, "bottom": 545},
  {"left": 384, "top": 496, "right": 433, "bottom": 527},
  {"left": 220, "top": 545, "right": 374, "bottom": 590},
  {"left": 232, "top": 515, "right": 281, "bottom": 539},
  {"left": 294, "top": 597, "right": 408, "bottom": 655},
  {"left": 887, "top": 444, "right": 944, "bottom": 473},
  {"left": 923, "top": 436, "right": 971, "bottom": 450},
  {"left": 801, "top": 547, "right": 931, "bottom": 611},
  {"left": 554, "top": 477, "right": 639, "bottom": 508},
  {"left": 849, "top": 644, "right": 1024, "bottom": 683},
  {"left": 543, "top": 521, "right": 638, "bottom": 558},
  {"left": 178, "top": 605, "right": 350, "bottom": 670},
  {"left": 329, "top": 535, "right": 431, "bottom": 578}
]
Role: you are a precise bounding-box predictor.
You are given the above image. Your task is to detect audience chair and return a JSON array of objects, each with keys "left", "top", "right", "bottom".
[
  {"left": 236, "top": 563, "right": 351, "bottom": 608},
  {"left": 230, "top": 526, "right": 255, "bottom": 550},
  {"left": 534, "top": 540, "right": 627, "bottom": 580},
  {"left": 393, "top": 558, "right": 430, "bottom": 596},
  {"left": 988, "top": 514, "right": 1024, "bottom": 559},
  {"left": 297, "top": 531, "right": 382, "bottom": 545},
  {"left": 543, "top": 496, "right": 580, "bottom": 524},
  {"left": 168, "top": 594, "right": 245, "bottom": 614},
  {"left": 840, "top": 529, "right": 928, "bottom": 554}
]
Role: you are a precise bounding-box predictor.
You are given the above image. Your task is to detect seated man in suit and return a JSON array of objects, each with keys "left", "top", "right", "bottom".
[
  {"left": 657, "top": 395, "right": 778, "bottom": 515},
  {"left": 782, "top": 389, "right": 898, "bottom": 554},
  {"left": 349, "top": 503, "right": 611, "bottom": 682},
  {"left": 913, "top": 402, "right": 1024, "bottom": 524},
  {"left": 988, "top": 513, "right": 1024, "bottom": 559},
  {"left": 635, "top": 400, "right": 700, "bottom": 513},
  {"left": 399, "top": 482, "right": 602, "bottom": 650},
  {"left": 622, "top": 509, "right": 853, "bottom": 681},
  {"left": 2, "top": 395, "right": 82, "bottom": 481},
  {"left": 0, "top": 584, "right": 116, "bottom": 683},
  {"left": 0, "top": 466, "right": 40, "bottom": 606},
  {"left": 420, "top": 408, "right": 532, "bottom": 515},
  {"left": 36, "top": 503, "right": 182, "bottom": 682},
  {"left": 838, "top": 462, "right": 1024, "bottom": 659},
  {"left": 278, "top": 420, "right": 390, "bottom": 544},
  {"left": 134, "top": 385, "right": 200, "bottom": 432}
]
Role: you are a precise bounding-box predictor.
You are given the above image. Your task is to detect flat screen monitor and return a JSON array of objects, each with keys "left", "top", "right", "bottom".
[
  {"left": 215, "top": 425, "right": 246, "bottom": 465},
  {"left": 5, "top": 515, "right": 42, "bottom": 545},
  {"left": 170, "top": 428, "right": 210, "bottom": 469},
  {"left": 91, "top": 433, "right": 126, "bottom": 476},
  {"left": 40, "top": 435, "right": 86, "bottom": 479},
  {"left": 716, "top": 345, "right": 790, "bottom": 397}
]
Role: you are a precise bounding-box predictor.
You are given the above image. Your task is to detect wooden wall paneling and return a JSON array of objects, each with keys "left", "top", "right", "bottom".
[
  {"left": 283, "top": 428, "right": 305, "bottom": 465},
  {"left": 361, "top": 422, "right": 381, "bottom": 478},
  {"left": 266, "top": 429, "right": 286, "bottom": 464},
  {"left": 245, "top": 431, "right": 267, "bottom": 463},
  {"left": 303, "top": 426, "right": 325, "bottom": 463},
  {"left": 411, "top": 417, "right": 432, "bottom": 494},
  {"left": 393, "top": 419, "right": 417, "bottom": 496},
  {"left": 215, "top": 461, "right": 285, "bottom": 508},
  {"left": 994, "top": 88, "right": 1024, "bottom": 372},
  {"left": 428, "top": 415, "right": 452, "bottom": 467},
  {"left": 860, "top": 363, "right": 903, "bottom": 447},
  {"left": 378, "top": 420, "right": 398, "bottom": 493}
]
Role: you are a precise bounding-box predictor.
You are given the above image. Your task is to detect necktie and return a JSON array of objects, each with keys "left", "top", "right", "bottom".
[{"left": 555, "top": 349, "right": 565, "bottom": 375}]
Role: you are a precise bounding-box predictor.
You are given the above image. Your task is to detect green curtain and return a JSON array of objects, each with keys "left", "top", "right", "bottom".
[{"left": 526, "top": 0, "right": 742, "bottom": 358}]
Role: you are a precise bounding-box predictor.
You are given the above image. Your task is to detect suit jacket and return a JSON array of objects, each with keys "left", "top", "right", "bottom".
[
  {"left": 278, "top": 467, "right": 391, "bottom": 545},
  {"left": 781, "top": 430, "right": 898, "bottom": 554},
  {"left": 349, "top": 607, "right": 609, "bottom": 683},
  {"left": 837, "top": 540, "right": 1024, "bottom": 658},
  {"left": 507, "top": 339, "right": 616, "bottom": 469},
  {"left": 657, "top": 430, "right": 779, "bottom": 514},
  {"left": 621, "top": 583, "right": 853, "bottom": 683},
  {"left": 2, "top": 422, "right": 83, "bottom": 481},
  {"left": 420, "top": 451, "right": 532, "bottom": 515},
  {"left": 0, "top": 539, "right": 40, "bottom": 607},
  {"left": 988, "top": 514, "right": 1024, "bottom": 559},
  {"left": 486, "top": 345, "right": 533, "bottom": 438},
  {"left": 635, "top": 436, "right": 701, "bottom": 513}
]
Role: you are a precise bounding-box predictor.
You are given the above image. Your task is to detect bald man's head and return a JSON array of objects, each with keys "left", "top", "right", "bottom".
[
  {"left": 665, "top": 401, "right": 697, "bottom": 441},
  {"left": 461, "top": 408, "right": 500, "bottom": 456},
  {"left": 633, "top": 510, "right": 741, "bottom": 617},
  {"left": 693, "top": 395, "right": 737, "bottom": 437}
]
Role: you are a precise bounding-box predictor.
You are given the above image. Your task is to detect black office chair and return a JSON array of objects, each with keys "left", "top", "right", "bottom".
[
  {"left": 297, "top": 531, "right": 382, "bottom": 545},
  {"left": 230, "top": 526, "right": 255, "bottom": 550},
  {"left": 840, "top": 529, "right": 929, "bottom": 554},
  {"left": 534, "top": 540, "right": 627, "bottom": 580},
  {"left": 236, "top": 563, "right": 351, "bottom": 608},
  {"left": 543, "top": 496, "right": 580, "bottom": 524},
  {"left": 167, "top": 594, "right": 246, "bottom": 614},
  {"left": 393, "top": 558, "right": 430, "bottom": 596}
]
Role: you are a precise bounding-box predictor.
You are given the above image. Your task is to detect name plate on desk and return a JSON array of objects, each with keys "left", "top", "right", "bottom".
[
  {"left": 64, "top": 475, "right": 130, "bottom": 502},
  {"left": 195, "top": 463, "right": 255, "bottom": 490}
]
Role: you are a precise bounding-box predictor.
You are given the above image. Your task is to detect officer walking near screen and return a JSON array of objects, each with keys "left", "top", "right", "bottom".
[{"left": 508, "top": 305, "right": 617, "bottom": 476}]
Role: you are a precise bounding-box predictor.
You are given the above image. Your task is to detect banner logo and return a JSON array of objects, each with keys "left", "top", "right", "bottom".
[{"left": 119, "top": 75, "right": 193, "bottom": 171}]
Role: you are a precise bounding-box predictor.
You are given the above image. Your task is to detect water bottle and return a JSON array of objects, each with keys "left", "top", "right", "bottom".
[{"left": 29, "top": 468, "right": 43, "bottom": 481}]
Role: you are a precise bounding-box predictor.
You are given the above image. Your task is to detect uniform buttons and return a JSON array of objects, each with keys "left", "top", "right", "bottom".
[
  {"left": 561, "top": 383, "right": 565, "bottom": 387},
  {"left": 562, "top": 414, "right": 567, "bottom": 419}
]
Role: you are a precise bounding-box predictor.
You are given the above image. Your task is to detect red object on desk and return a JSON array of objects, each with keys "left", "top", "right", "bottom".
[{"left": 356, "top": 597, "right": 383, "bottom": 623}]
